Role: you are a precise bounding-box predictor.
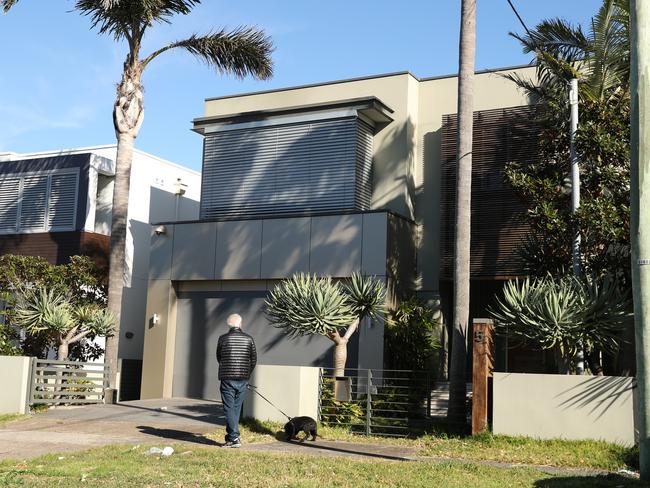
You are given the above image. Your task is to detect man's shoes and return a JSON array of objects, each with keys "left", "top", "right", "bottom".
[{"left": 221, "top": 438, "right": 241, "bottom": 448}]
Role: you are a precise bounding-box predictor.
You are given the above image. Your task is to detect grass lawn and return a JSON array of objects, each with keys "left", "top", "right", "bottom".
[
  {"left": 0, "top": 415, "right": 26, "bottom": 427},
  {"left": 235, "top": 419, "right": 637, "bottom": 472},
  {"left": 0, "top": 444, "right": 644, "bottom": 488}
]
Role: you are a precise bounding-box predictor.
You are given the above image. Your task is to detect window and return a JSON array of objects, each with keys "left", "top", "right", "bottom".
[{"left": 0, "top": 169, "right": 79, "bottom": 233}]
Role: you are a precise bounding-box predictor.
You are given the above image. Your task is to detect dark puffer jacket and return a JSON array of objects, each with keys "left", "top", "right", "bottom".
[{"left": 216, "top": 328, "right": 257, "bottom": 380}]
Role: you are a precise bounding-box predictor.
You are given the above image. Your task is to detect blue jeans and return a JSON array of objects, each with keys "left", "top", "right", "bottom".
[{"left": 220, "top": 380, "right": 248, "bottom": 442}]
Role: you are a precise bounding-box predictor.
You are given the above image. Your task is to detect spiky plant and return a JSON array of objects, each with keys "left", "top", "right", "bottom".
[
  {"left": 488, "top": 274, "right": 631, "bottom": 373},
  {"left": 13, "top": 287, "right": 115, "bottom": 361},
  {"left": 266, "top": 273, "right": 385, "bottom": 376}
]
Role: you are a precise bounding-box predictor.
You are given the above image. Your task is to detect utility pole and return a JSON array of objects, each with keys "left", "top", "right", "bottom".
[
  {"left": 569, "top": 78, "right": 584, "bottom": 375},
  {"left": 631, "top": 0, "right": 650, "bottom": 480}
]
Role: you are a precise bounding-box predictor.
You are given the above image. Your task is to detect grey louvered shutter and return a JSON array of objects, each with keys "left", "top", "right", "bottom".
[
  {"left": 0, "top": 175, "right": 20, "bottom": 232},
  {"left": 200, "top": 117, "right": 373, "bottom": 219},
  {"left": 48, "top": 172, "right": 78, "bottom": 229},
  {"left": 19, "top": 174, "right": 48, "bottom": 230}
]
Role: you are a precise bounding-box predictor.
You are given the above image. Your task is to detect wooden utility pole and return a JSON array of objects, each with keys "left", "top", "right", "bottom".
[
  {"left": 631, "top": 0, "right": 650, "bottom": 480},
  {"left": 471, "top": 319, "right": 494, "bottom": 435},
  {"left": 448, "top": 0, "right": 476, "bottom": 427}
]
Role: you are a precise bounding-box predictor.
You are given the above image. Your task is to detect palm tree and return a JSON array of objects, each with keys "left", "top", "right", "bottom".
[
  {"left": 3, "top": 0, "right": 274, "bottom": 389},
  {"left": 447, "top": 0, "right": 476, "bottom": 426},
  {"left": 72, "top": 1, "right": 273, "bottom": 389},
  {"left": 507, "top": 0, "right": 629, "bottom": 102}
]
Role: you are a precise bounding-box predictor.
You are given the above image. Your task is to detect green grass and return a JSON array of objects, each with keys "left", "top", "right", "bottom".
[
  {"left": 0, "top": 444, "right": 644, "bottom": 488},
  {"left": 230, "top": 420, "right": 637, "bottom": 472},
  {"left": 418, "top": 431, "right": 637, "bottom": 472},
  {"left": 0, "top": 415, "right": 27, "bottom": 427},
  {"left": 240, "top": 420, "right": 634, "bottom": 471}
]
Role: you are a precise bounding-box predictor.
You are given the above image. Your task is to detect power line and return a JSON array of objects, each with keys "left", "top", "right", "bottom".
[{"left": 506, "top": 0, "right": 533, "bottom": 38}]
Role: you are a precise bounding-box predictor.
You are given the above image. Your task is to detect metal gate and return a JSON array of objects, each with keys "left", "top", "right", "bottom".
[
  {"left": 318, "top": 368, "right": 432, "bottom": 437},
  {"left": 30, "top": 358, "right": 109, "bottom": 406}
]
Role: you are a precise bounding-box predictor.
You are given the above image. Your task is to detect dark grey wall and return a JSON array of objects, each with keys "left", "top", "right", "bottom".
[
  {"left": 0, "top": 153, "right": 90, "bottom": 231},
  {"left": 172, "top": 290, "right": 358, "bottom": 400}
]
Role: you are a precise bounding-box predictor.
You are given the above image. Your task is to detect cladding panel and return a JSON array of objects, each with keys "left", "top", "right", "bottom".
[{"left": 440, "top": 106, "right": 539, "bottom": 278}]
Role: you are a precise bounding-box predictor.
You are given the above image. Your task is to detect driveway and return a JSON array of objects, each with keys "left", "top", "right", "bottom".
[
  {"left": 0, "top": 398, "right": 225, "bottom": 460},
  {"left": 0, "top": 398, "right": 422, "bottom": 462}
]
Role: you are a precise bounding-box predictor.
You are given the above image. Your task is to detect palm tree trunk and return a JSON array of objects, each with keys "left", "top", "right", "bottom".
[
  {"left": 104, "top": 61, "right": 144, "bottom": 391},
  {"left": 448, "top": 0, "right": 476, "bottom": 427}
]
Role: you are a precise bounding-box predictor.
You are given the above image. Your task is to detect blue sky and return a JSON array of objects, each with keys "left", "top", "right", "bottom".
[{"left": 0, "top": 1, "right": 600, "bottom": 171}]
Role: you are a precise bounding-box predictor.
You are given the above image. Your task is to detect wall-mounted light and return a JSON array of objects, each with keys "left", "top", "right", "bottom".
[
  {"left": 152, "top": 313, "right": 160, "bottom": 325},
  {"left": 174, "top": 178, "right": 187, "bottom": 196},
  {"left": 154, "top": 225, "right": 167, "bottom": 235}
]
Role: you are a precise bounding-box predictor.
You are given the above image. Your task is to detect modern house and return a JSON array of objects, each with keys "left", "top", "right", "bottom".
[
  {"left": 0, "top": 145, "right": 201, "bottom": 399},
  {"left": 140, "top": 65, "right": 538, "bottom": 400}
]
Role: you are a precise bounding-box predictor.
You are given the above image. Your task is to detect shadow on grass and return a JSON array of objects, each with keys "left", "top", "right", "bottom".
[
  {"left": 241, "top": 417, "right": 286, "bottom": 441},
  {"left": 534, "top": 474, "right": 643, "bottom": 487},
  {"left": 137, "top": 425, "right": 221, "bottom": 446}
]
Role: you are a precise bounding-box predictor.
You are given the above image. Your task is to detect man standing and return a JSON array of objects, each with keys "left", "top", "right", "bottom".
[{"left": 216, "top": 313, "right": 257, "bottom": 448}]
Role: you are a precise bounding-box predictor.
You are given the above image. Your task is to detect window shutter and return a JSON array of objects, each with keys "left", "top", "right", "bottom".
[
  {"left": 200, "top": 117, "right": 372, "bottom": 219},
  {"left": 48, "top": 172, "right": 78, "bottom": 229},
  {"left": 0, "top": 175, "right": 20, "bottom": 232},
  {"left": 19, "top": 175, "right": 48, "bottom": 230}
]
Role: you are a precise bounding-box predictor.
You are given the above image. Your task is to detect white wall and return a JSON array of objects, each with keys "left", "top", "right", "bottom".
[
  {"left": 493, "top": 373, "right": 637, "bottom": 446},
  {"left": 0, "top": 356, "right": 32, "bottom": 415},
  {"left": 243, "top": 365, "right": 320, "bottom": 423}
]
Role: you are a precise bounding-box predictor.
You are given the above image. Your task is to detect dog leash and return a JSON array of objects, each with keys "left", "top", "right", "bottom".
[{"left": 246, "top": 384, "right": 292, "bottom": 421}]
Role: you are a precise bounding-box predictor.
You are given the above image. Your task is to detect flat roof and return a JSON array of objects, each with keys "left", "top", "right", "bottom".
[
  {"left": 192, "top": 96, "right": 394, "bottom": 133},
  {"left": 204, "top": 63, "right": 534, "bottom": 102}
]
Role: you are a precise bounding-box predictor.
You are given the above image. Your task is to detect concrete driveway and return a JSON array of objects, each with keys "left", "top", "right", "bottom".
[
  {"left": 0, "top": 398, "right": 422, "bottom": 462},
  {"left": 0, "top": 398, "right": 226, "bottom": 460}
]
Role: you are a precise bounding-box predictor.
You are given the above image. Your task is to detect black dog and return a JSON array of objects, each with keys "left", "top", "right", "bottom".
[{"left": 284, "top": 416, "right": 318, "bottom": 442}]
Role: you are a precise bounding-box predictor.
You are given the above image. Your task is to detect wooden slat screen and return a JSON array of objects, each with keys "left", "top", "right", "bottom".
[
  {"left": 440, "top": 105, "right": 539, "bottom": 279},
  {"left": 200, "top": 117, "right": 374, "bottom": 220}
]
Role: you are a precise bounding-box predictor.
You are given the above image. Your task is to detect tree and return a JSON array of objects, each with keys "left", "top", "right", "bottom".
[
  {"left": 488, "top": 274, "right": 631, "bottom": 373},
  {"left": 2, "top": 0, "right": 274, "bottom": 387},
  {"left": 505, "top": 94, "right": 630, "bottom": 282},
  {"left": 0, "top": 255, "right": 107, "bottom": 360},
  {"left": 448, "top": 0, "right": 476, "bottom": 427},
  {"left": 384, "top": 297, "right": 441, "bottom": 371},
  {"left": 265, "top": 273, "right": 386, "bottom": 377},
  {"left": 70, "top": 1, "right": 273, "bottom": 388},
  {"left": 507, "top": 0, "right": 630, "bottom": 104},
  {"left": 13, "top": 287, "right": 115, "bottom": 361}
]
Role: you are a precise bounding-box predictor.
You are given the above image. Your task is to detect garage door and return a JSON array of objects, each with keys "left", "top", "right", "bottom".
[{"left": 172, "top": 289, "right": 358, "bottom": 399}]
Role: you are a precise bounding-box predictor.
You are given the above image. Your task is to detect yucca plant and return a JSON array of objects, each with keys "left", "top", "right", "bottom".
[
  {"left": 488, "top": 274, "right": 631, "bottom": 373},
  {"left": 13, "top": 287, "right": 115, "bottom": 361},
  {"left": 265, "top": 273, "right": 386, "bottom": 376}
]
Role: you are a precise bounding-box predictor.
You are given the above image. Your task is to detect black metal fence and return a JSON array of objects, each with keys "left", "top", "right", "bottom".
[{"left": 318, "top": 368, "right": 433, "bottom": 437}]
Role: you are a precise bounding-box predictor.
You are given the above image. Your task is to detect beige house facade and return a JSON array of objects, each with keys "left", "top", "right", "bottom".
[{"left": 140, "top": 66, "right": 536, "bottom": 400}]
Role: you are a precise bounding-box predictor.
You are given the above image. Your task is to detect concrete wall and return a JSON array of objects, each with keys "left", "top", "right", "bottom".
[
  {"left": 493, "top": 373, "right": 637, "bottom": 446},
  {"left": 0, "top": 356, "right": 32, "bottom": 415},
  {"left": 243, "top": 365, "right": 320, "bottom": 423}
]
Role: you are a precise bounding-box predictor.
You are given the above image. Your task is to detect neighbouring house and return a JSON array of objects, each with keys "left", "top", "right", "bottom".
[
  {"left": 0, "top": 145, "right": 200, "bottom": 400},
  {"left": 140, "top": 65, "right": 540, "bottom": 401}
]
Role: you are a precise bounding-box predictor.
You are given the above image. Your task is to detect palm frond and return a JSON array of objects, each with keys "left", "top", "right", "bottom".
[
  {"left": 1, "top": 0, "right": 19, "bottom": 13},
  {"left": 74, "top": 0, "right": 202, "bottom": 40},
  {"left": 142, "top": 27, "right": 273, "bottom": 79}
]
